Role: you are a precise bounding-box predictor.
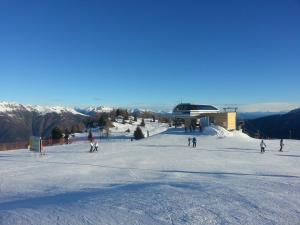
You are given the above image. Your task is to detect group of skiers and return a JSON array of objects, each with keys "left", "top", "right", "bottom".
[
  {"left": 186, "top": 136, "right": 285, "bottom": 153},
  {"left": 188, "top": 137, "right": 197, "bottom": 148},
  {"left": 260, "top": 138, "right": 284, "bottom": 153},
  {"left": 90, "top": 141, "right": 99, "bottom": 152},
  {"left": 89, "top": 134, "right": 285, "bottom": 154}
]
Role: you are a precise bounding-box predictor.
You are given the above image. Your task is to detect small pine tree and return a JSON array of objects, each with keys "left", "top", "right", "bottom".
[
  {"left": 124, "top": 110, "right": 129, "bottom": 120},
  {"left": 152, "top": 115, "right": 155, "bottom": 122},
  {"left": 134, "top": 126, "right": 144, "bottom": 140},
  {"left": 88, "top": 129, "right": 93, "bottom": 141},
  {"left": 140, "top": 118, "right": 145, "bottom": 127},
  {"left": 133, "top": 115, "right": 137, "bottom": 122},
  {"left": 71, "top": 126, "right": 75, "bottom": 134},
  {"left": 116, "top": 109, "right": 121, "bottom": 117},
  {"left": 52, "top": 127, "right": 63, "bottom": 140},
  {"left": 64, "top": 128, "right": 70, "bottom": 143},
  {"left": 64, "top": 128, "right": 70, "bottom": 138},
  {"left": 98, "top": 115, "right": 107, "bottom": 127}
]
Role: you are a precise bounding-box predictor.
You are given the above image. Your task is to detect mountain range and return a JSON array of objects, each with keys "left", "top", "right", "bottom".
[
  {"left": 0, "top": 102, "right": 152, "bottom": 143},
  {"left": 1, "top": 101, "right": 300, "bottom": 143},
  {"left": 0, "top": 102, "right": 88, "bottom": 143},
  {"left": 243, "top": 108, "right": 300, "bottom": 139}
]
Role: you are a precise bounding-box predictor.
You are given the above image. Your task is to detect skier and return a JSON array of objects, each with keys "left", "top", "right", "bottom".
[
  {"left": 188, "top": 137, "right": 191, "bottom": 146},
  {"left": 260, "top": 139, "right": 266, "bottom": 153},
  {"left": 94, "top": 142, "right": 99, "bottom": 152},
  {"left": 90, "top": 142, "right": 94, "bottom": 152},
  {"left": 279, "top": 139, "right": 284, "bottom": 152},
  {"left": 192, "top": 137, "right": 197, "bottom": 148}
]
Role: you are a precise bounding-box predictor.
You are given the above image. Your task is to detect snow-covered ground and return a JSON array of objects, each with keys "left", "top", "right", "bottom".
[
  {"left": 1, "top": 126, "right": 300, "bottom": 225},
  {"left": 74, "top": 119, "right": 169, "bottom": 141}
]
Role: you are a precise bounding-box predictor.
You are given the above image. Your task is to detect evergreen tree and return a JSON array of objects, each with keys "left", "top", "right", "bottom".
[
  {"left": 71, "top": 126, "right": 75, "bottom": 134},
  {"left": 134, "top": 126, "right": 144, "bottom": 140},
  {"left": 52, "top": 127, "right": 63, "bottom": 140},
  {"left": 123, "top": 110, "right": 129, "bottom": 120},
  {"left": 116, "top": 109, "right": 121, "bottom": 117},
  {"left": 98, "top": 115, "right": 107, "bottom": 127},
  {"left": 140, "top": 118, "right": 145, "bottom": 127},
  {"left": 64, "top": 128, "right": 70, "bottom": 143},
  {"left": 134, "top": 115, "right": 137, "bottom": 122},
  {"left": 64, "top": 128, "right": 70, "bottom": 139}
]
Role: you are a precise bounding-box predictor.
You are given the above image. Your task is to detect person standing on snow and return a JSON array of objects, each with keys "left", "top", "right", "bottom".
[
  {"left": 260, "top": 139, "right": 266, "bottom": 153},
  {"left": 188, "top": 137, "right": 191, "bottom": 146},
  {"left": 279, "top": 139, "right": 284, "bottom": 152},
  {"left": 192, "top": 137, "right": 197, "bottom": 148},
  {"left": 90, "top": 142, "right": 94, "bottom": 152},
  {"left": 94, "top": 141, "right": 99, "bottom": 152}
]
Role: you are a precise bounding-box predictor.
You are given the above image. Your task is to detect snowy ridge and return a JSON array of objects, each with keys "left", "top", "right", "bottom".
[
  {"left": 75, "top": 106, "right": 113, "bottom": 114},
  {"left": 0, "top": 101, "right": 85, "bottom": 115},
  {"left": 0, "top": 101, "right": 27, "bottom": 112},
  {"left": 26, "top": 105, "right": 84, "bottom": 115}
]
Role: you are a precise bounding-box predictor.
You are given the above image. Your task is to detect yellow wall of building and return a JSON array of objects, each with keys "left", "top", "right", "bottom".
[
  {"left": 209, "top": 112, "right": 237, "bottom": 131},
  {"left": 227, "top": 112, "right": 237, "bottom": 131}
]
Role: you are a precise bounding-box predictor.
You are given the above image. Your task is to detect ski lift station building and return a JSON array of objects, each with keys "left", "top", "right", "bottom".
[{"left": 172, "top": 103, "right": 237, "bottom": 131}]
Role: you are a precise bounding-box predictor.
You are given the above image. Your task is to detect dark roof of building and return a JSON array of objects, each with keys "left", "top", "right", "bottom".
[{"left": 173, "top": 103, "right": 219, "bottom": 111}]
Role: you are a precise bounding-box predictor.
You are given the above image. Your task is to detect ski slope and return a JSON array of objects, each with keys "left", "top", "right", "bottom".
[{"left": 0, "top": 126, "right": 300, "bottom": 225}]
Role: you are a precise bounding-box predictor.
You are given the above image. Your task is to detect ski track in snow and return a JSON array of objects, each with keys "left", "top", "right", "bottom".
[{"left": 0, "top": 126, "right": 300, "bottom": 225}]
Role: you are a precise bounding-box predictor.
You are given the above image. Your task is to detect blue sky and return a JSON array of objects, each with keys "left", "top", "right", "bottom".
[{"left": 0, "top": 0, "right": 300, "bottom": 111}]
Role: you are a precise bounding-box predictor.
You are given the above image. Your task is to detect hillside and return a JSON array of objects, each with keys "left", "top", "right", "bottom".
[
  {"left": 0, "top": 102, "right": 86, "bottom": 143},
  {"left": 0, "top": 126, "right": 300, "bottom": 225},
  {"left": 243, "top": 108, "right": 300, "bottom": 139}
]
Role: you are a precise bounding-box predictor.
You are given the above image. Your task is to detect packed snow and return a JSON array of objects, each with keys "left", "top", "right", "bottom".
[
  {"left": 0, "top": 125, "right": 300, "bottom": 225},
  {"left": 73, "top": 119, "right": 169, "bottom": 141}
]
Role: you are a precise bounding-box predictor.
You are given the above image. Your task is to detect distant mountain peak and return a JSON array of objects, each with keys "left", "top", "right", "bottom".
[
  {"left": 0, "top": 101, "right": 84, "bottom": 116},
  {"left": 75, "top": 106, "right": 113, "bottom": 115}
]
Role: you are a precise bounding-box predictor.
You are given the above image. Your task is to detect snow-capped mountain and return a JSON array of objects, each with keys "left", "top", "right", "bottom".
[
  {"left": 0, "top": 102, "right": 84, "bottom": 116},
  {"left": 75, "top": 106, "right": 113, "bottom": 115},
  {"left": 0, "top": 102, "right": 87, "bottom": 143}
]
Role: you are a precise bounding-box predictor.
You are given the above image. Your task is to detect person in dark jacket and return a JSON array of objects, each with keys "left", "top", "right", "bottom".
[
  {"left": 279, "top": 139, "right": 284, "bottom": 152},
  {"left": 188, "top": 137, "right": 191, "bottom": 146},
  {"left": 192, "top": 137, "right": 197, "bottom": 148}
]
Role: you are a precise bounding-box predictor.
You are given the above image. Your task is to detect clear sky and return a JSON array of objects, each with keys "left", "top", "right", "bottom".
[{"left": 0, "top": 0, "right": 300, "bottom": 111}]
